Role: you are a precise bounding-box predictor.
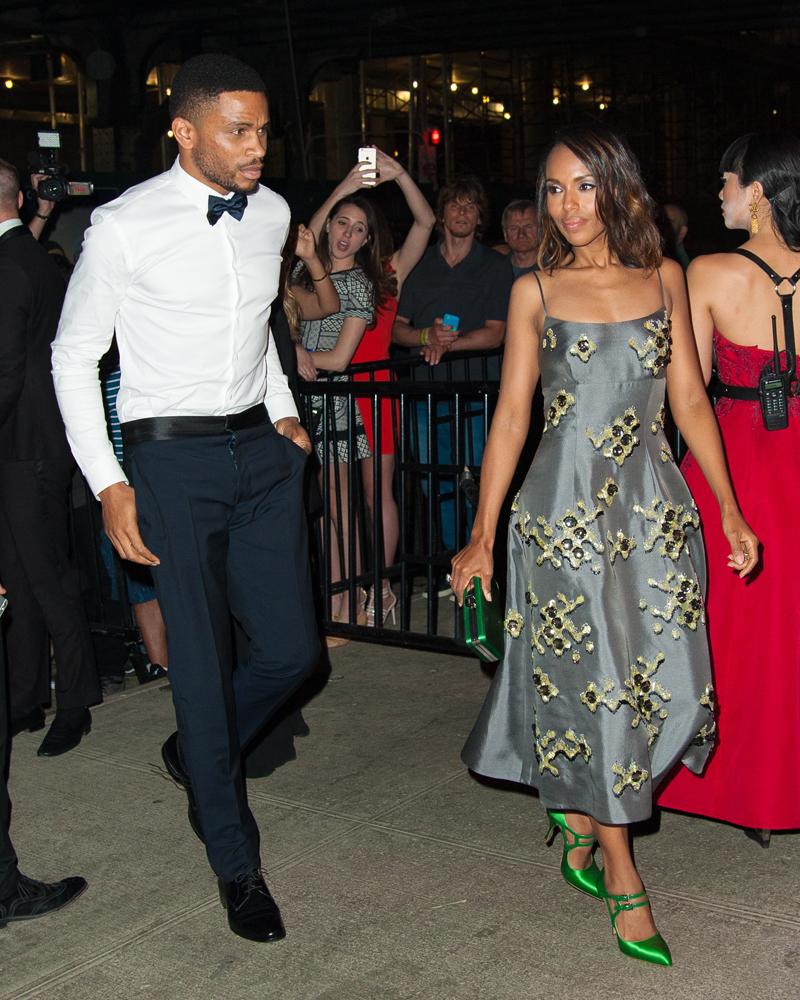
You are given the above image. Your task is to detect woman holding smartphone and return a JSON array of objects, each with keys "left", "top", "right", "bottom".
[
  {"left": 450, "top": 124, "right": 758, "bottom": 966},
  {"left": 306, "top": 148, "right": 435, "bottom": 626}
]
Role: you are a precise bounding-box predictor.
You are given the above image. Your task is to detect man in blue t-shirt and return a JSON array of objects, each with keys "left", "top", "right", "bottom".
[{"left": 392, "top": 176, "right": 512, "bottom": 552}]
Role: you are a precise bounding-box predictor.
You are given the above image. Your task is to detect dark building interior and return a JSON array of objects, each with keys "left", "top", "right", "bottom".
[{"left": 1, "top": 1, "right": 799, "bottom": 249}]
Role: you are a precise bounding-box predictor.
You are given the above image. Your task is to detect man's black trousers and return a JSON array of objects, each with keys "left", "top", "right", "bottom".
[
  {"left": 127, "top": 423, "right": 319, "bottom": 881},
  {"left": 0, "top": 459, "right": 99, "bottom": 718}
]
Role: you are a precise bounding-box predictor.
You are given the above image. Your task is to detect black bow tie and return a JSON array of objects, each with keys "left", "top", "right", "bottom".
[{"left": 207, "top": 191, "right": 248, "bottom": 226}]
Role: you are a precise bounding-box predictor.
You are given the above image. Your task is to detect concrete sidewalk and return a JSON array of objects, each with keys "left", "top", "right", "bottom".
[{"left": 1, "top": 642, "right": 797, "bottom": 1000}]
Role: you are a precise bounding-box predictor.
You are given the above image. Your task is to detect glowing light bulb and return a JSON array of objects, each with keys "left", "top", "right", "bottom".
[
  {"left": 599, "top": 102, "right": 606, "bottom": 110},
  {"left": 471, "top": 86, "right": 479, "bottom": 95},
  {"left": 167, "top": 129, "right": 174, "bottom": 138},
  {"left": 165, "top": 87, "right": 171, "bottom": 96},
  {"left": 412, "top": 80, "right": 418, "bottom": 89},
  {"left": 4, "top": 80, "right": 13, "bottom": 89},
  {"left": 503, "top": 112, "right": 511, "bottom": 120},
  {"left": 482, "top": 95, "right": 490, "bottom": 104},
  {"left": 581, "top": 81, "right": 591, "bottom": 91},
  {"left": 450, "top": 82, "right": 457, "bottom": 92},
  {"left": 552, "top": 96, "right": 560, "bottom": 105}
]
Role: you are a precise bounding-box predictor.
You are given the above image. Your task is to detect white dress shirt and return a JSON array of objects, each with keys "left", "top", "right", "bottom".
[
  {"left": 52, "top": 158, "right": 297, "bottom": 497},
  {"left": 0, "top": 218, "right": 23, "bottom": 237}
]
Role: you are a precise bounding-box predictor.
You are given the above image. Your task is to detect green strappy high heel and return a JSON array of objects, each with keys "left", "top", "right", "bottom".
[
  {"left": 545, "top": 811, "right": 603, "bottom": 900},
  {"left": 599, "top": 872, "right": 673, "bottom": 966}
]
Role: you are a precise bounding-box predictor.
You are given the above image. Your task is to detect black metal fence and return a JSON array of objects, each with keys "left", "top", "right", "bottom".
[{"left": 299, "top": 350, "right": 512, "bottom": 653}]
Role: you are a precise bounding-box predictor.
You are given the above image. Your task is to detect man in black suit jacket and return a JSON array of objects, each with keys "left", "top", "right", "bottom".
[{"left": 0, "top": 157, "right": 99, "bottom": 755}]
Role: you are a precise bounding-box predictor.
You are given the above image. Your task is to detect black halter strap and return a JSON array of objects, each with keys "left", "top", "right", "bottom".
[
  {"left": 712, "top": 249, "right": 799, "bottom": 401},
  {"left": 732, "top": 248, "right": 798, "bottom": 377}
]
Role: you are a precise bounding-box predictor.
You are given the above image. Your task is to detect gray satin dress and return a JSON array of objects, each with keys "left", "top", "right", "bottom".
[{"left": 462, "top": 273, "right": 716, "bottom": 824}]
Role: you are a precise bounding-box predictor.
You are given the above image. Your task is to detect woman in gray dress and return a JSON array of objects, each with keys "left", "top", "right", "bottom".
[{"left": 450, "top": 125, "right": 759, "bottom": 966}]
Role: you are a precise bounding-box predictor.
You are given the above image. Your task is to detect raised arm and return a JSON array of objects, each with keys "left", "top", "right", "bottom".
[
  {"left": 290, "top": 224, "right": 340, "bottom": 320},
  {"left": 662, "top": 258, "right": 758, "bottom": 577},
  {"left": 373, "top": 150, "right": 435, "bottom": 289},
  {"left": 308, "top": 162, "right": 376, "bottom": 242},
  {"left": 450, "top": 273, "right": 543, "bottom": 602}
]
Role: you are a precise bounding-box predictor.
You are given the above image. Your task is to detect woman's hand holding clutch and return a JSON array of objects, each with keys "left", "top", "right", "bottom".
[{"left": 450, "top": 538, "right": 494, "bottom": 607}]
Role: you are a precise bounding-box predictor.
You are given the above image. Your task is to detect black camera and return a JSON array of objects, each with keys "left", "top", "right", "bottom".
[{"left": 28, "top": 130, "right": 93, "bottom": 202}]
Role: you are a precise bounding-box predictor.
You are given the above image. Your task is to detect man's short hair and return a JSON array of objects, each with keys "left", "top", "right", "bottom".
[
  {"left": 436, "top": 175, "right": 490, "bottom": 236},
  {"left": 169, "top": 54, "right": 266, "bottom": 122},
  {"left": 502, "top": 198, "right": 537, "bottom": 231},
  {"left": 0, "top": 157, "right": 20, "bottom": 208}
]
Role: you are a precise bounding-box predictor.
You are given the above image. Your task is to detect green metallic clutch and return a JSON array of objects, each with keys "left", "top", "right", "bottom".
[{"left": 463, "top": 577, "right": 503, "bottom": 662}]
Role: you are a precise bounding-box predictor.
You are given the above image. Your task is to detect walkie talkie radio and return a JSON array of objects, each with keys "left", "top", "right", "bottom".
[{"left": 759, "top": 316, "right": 791, "bottom": 431}]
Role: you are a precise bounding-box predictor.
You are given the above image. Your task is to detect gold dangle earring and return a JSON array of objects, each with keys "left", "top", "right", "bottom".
[{"left": 750, "top": 200, "right": 759, "bottom": 235}]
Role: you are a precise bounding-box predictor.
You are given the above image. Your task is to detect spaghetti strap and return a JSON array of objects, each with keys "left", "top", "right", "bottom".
[
  {"left": 655, "top": 267, "right": 666, "bottom": 311},
  {"left": 532, "top": 270, "right": 547, "bottom": 311}
]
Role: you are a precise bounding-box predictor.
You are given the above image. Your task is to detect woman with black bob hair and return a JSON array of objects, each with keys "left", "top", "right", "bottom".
[
  {"left": 451, "top": 124, "right": 758, "bottom": 966},
  {"left": 658, "top": 133, "right": 800, "bottom": 846}
]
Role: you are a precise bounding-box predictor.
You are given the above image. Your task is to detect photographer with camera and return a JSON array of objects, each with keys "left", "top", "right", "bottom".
[{"left": 0, "top": 157, "right": 100, "bottom": 755}]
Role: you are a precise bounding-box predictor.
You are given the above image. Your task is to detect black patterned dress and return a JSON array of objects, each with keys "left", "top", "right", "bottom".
[
  {"left": 300, "top": 267, "right": 374, "bottom": 464},
  {"left": 462, "top": 274, "right": 715, "bottom": 824}
]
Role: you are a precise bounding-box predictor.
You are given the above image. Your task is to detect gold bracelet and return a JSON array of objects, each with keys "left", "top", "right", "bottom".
[{"left": 419, "top": 327, "right": 430, "bottom": 346}]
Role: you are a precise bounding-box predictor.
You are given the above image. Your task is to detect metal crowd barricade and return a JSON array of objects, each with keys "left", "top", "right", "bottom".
[{"left": 298, "top": 350, "right": 505, "bottom": 654}]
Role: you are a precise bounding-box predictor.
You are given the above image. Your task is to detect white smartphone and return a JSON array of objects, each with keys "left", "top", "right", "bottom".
[{"left": 357, "top": 146, "right": 378, "bottom": 186}]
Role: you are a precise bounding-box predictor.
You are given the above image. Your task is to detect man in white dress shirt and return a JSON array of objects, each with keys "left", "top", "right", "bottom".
[{"left": 52, "top": 54, "right": 319, "bottom": 943}]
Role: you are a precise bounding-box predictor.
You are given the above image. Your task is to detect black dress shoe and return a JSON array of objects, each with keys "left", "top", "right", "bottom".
[
  {"left": 218, "top": 871, "right": 286, "bottom": 942},
  {"left": 37, "top": 709, "right": 91, "bottom": 757},
  {"left": 161, "top": 732, "right": 203, "bottom": 842},
  {"left": 0, "top": 872, "right": 87, "bottom": 928},
  {"left": 10, "top": 707, "right": 46, "bottom": 738}
]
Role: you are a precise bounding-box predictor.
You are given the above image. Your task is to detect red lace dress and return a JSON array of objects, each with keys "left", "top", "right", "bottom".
[
  {"left": 658, "top": 331, "right": 800, "bottom": 828},
  {"left": 352, "top": 292, "right": 398, "bottom": 456}
]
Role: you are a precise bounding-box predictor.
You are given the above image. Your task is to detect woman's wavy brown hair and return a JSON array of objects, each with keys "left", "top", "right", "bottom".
[{"left": 536, "top": 124, "right": 662, "bottom": 273}]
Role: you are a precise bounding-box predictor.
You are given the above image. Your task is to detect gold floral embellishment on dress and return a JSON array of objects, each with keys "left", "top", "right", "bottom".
[
  {"left": 629, "top": 312, "right": 671, "bottom": 376},
  {"left": 587, "top": 407, "right": 640, "bottom": 467},
  {"left": 534, "top": 724, "right": 592, "bottom": 777},
  {"left": 569, "top": 334, "right": 597, "bottom": 363},
  {"left": 691, "top": 686, "right": 717, "bottom": 748},
  {"left": 596, "top": 477, "right": 620, "bottom": 507},
  {"left": 612, "top": 760, "right": 650, "bottom": 796},
  {"left": 579, "top": 653, "right": 671, "bottom": 746},
  {"left": 542, "top": 327, "right": 557, "bottom": 350},
  {"left": 650, "top": 404, "right": 665, "bottom": 435},
  {"left": 606, "top": 530, "right": 637, "bottom": 564},
  {"left": 645, "top": 571, "right": 705, "bottom": 631},
  {"left": 544, "top": 389, "right": 576, "bottom": 431},
  {"left": 580, "top": 678, "right": 615, "bottom": 713},
  {"left": 659, "top": 442, "right": 674, "bottom": 464},
  {"left": 522, "top": 500, "right": 605, "bottom": 569},
  {"left": 533, "top": 666, "right": 559, "bottom": 703},
  {"left": 633, "top": 497, "right": 700, "bottom": 560},
  {"left": 504, "top": 609, "right": 524, "bottom": 638},
  {"left": 511, "top": 491, "right": 520, "bottom": 513},
  {"left": 532, "top": 592, "right": 594, "bottom": 660}
]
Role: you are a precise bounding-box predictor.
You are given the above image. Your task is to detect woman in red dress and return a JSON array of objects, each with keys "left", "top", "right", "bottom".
[
  {"left": 658, "top": 133, "right": 800, "bottom": 845},
  {"left": 308, "top": 149, "right": 435, "bottom": 624}
]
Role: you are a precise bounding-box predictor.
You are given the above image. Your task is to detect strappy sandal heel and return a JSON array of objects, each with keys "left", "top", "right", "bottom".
[
  {"left": 600, "top": 872, "right": 672, "bottom": 966},
  {"left": 545, "top": 810, "right": 603, "bottom": 900}
]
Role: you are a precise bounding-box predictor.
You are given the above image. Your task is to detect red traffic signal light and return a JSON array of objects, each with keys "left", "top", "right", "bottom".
[{"left": 424, "top": 127, "right": 441, "bottom": 146}]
